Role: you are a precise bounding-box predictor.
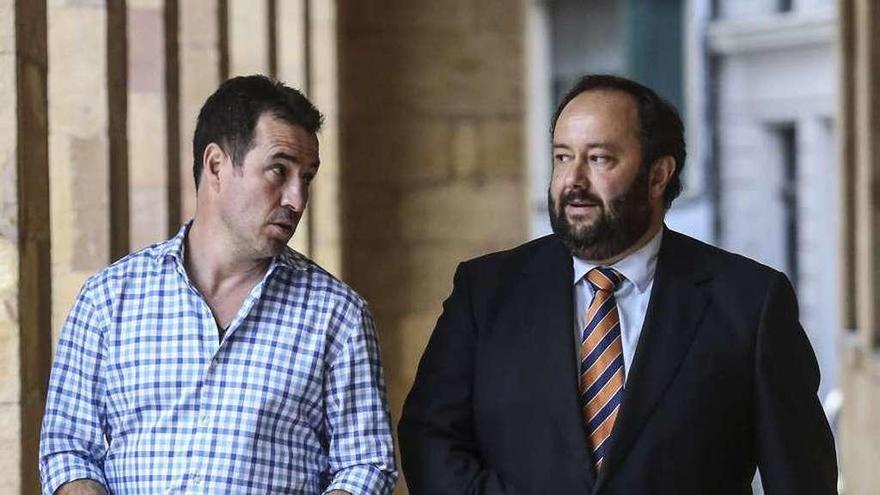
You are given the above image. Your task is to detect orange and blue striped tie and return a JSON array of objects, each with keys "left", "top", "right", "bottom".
[{"left": 579, "top": 267, "right": 624, "bottom": 470}]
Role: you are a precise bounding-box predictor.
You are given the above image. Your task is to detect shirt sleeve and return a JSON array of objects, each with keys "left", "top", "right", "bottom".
[
  {"left": 322, "top": 301, "right": 398, "bottom": 495},
  {"left": 39, "top": 283, "right": 109, "bottom": 495}
]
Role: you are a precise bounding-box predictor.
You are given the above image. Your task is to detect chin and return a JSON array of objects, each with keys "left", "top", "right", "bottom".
[
  {"left": 567, "top": 219, "right": 599, "bottom": 237},
  {"left": 271, "top": 237, "right": 290, "bottom": 252},
  {"left": 257, "top": 238, "right": 288, "bottom": 258}
]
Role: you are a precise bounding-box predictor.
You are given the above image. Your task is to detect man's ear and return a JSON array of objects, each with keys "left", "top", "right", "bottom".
[
  {"left": 202, "top": 143, "right": 227, "bottom": 192},
  {"left": 649, "top": 156, "right": 676, "bottom": 201}
]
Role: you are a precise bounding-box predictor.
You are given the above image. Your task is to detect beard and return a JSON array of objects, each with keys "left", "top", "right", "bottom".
[
  {"left": 548, "top": 165, "right": 653, "bottom": 261},
  {"left": 219, "top": 203, "right": 298, "bottom": 260}
]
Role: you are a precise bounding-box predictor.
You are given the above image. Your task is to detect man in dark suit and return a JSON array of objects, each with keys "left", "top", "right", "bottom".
[{"left": 398, "top": 74, "right": 837, "bottom": 494}]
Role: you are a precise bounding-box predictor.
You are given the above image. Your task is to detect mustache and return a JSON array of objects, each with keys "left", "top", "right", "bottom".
[
  {"left": 268, "top": 208, "right": 298, "bottom": 226},
  {"left": 559, "top": 189, "right": 603, "bottom": 207}
]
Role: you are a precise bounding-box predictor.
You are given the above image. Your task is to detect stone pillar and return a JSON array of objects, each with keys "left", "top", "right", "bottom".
[
  {"left": 47, "top": 0, "right": 127, "bottom": 340},
  {"left": 308, "top": 0, "right": 342, "bottom": 275},
  {"left": 227, "top": 0, "right": 270, "bottom": 76},
  {"left": 276, "top": 0, "right": 311, "bottom": 256},
  {"left": 176, "top": 0, "right": 225, "bottom": 221},
  {"left": 0, "top": 1, "right": 52, "bottom": 493},
  {"left": 129, "top": 0, "right": 170, "bottom": 249},
  {"left": 337, "top": 2, "right": 528, "bottom": 491},
  {"left": 838, "top": 0, "right": 880, "bottom": 491}
]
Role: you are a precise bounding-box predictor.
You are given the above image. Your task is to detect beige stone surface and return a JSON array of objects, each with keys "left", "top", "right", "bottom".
[
  {"left": 839, "top": 1, "right": 880, "bottom": 492},
  {"left": 0, "top": 3, "right": 12, "bottom": 52},
  {"left": 345, "top": 240, "right": 475, "bottom": 316},
  {"left": 0, "top": 4, "right": 16, "bottom": 244},
  {"left": 474, "top": 0, "right": 525, "bottom": 33},
  {"left": 128, "top": 0, "right": 162, "bottom": 9},
  {"left": 340, "top": 34, "right": 524, "bottom": 118},
  {"left": 840, "top": 359, "right": 880, "bottom": 494},
  {"left": 276, "top": 0, "right": 310, "bottom": 257},
  {"left": 469, "top": 118, "right": 524, "bottom": 179},
  {"left": 338, "top": 4, "right": 526, "bottom": 493},
  {"left": 0, "top": 402, "right": 22, "bottom": 494},
  {"left": 128, "top": 6, "right": 164, "bottom": 94},
  {"left": 129, "top": 82, "right": 168, "bottom": 250},
  {"left": 396, "top": 180, "right": 526, "bottom": 244},
  {"left": 130, "top": 185, "right": 168, "bottom": 249},
  {"left": 228, "top": 0, "right": 269, "bottom": 76},
  {"left": 376, "top": 311, "right": 438, "bottom": 415},
  {"left": 343, "top": 120, "right": 454, "bottom": 186},
  {"left": 342, "top": 0, "right": 473, "bottom": 33},
  {"left": 275, "top": 0, "right": 307, "bottom": 90},
  {"left": 70, "top": 135, "right": 110, "bottom": 270},
  {"left": 129, "top": 94, "right": 167, "bottom": 185},
  {"left": 309, "top": 0, "right": 341, "bottom": 276},
  {"left": 48, "top": 3, "right": 112, "bottom": 336},
  {"left": 0, "top": 231, "right": 20, "bottom": 407},
  {"left": 178, "top": 0, "right": 222, "bottom": 222}
]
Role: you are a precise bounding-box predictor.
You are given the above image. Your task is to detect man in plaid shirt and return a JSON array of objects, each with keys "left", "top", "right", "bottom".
[{"left": 39, "top": 75, "right": 397, "bottom": 495}]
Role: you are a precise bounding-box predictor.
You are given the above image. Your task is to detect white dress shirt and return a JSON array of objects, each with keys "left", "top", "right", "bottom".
[{"left": 573, "top": 228, "right": 663, "bottom": 383}]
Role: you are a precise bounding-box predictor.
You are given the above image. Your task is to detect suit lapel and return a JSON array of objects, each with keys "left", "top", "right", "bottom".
[
  {"left": 594, "top": 228, "right": 712, "bottom": 491},
  {"left": 521, "top": 237, "right": 595, "bottom": 490}
]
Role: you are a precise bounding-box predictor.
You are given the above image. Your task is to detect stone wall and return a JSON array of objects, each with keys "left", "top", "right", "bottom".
[
  {"left": 336, "top": 2, "right": 528, "bottom": 491},
  {"left": 838, "top": 0, "right": 880, "bottom": 492},
  {"left": 1, "top": 1, "right": 52, "bottom": 493}
]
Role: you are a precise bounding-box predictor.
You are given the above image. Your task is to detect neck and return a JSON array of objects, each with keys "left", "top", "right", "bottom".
[
  {"left": 185, "top": 214, "right": 270, "bottom": 297},
  {"left": 579, "top": 217, "right": 663, "bottom": 266}
]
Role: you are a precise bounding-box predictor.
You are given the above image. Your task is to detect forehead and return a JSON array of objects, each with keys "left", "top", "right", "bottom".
[
  {"left": 251, "top": 114, "right": 319, "bottom": 157},
  {"left": 554, "top": 89, "right": 640, "bottom": 142}
]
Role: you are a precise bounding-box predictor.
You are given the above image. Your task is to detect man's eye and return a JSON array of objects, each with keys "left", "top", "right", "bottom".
[
  {"left": 590, "top": 155, "right": 612, "bottom": 165},
  {"left": 271, "top": 165, "right": 287, "bottom": 177},
  {"left": 554, "top": 154, "right": 572, "bottom": 164}
]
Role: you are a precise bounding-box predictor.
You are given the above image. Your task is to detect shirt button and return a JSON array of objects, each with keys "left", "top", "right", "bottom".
[
  {"left": 192, "top": 474, "right": 202, "bottom": 484},
  {"left": 200, "top": 414, "right": 209, "bottom": 426}
]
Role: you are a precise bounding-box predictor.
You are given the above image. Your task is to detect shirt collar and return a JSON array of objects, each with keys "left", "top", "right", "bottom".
[
  {"left": 155, "top": 221, "right": 190, "bottom": 265},
  {"left": 155, "top": 219, "right": 308, "bottom": 271},
  {"left": 572, "top": 227, "right": 663, "bottom": 293}
]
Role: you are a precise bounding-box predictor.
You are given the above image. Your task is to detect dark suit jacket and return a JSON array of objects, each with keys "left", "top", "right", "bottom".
[{"left": 398, "top": 228, "right": 837, "bottom": 494}]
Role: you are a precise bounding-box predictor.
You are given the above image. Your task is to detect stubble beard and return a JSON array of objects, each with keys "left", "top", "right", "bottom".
[
  {"left": 548, "top": 167, "right": 653, "bottom": 261},
  {"left": 218, "top": 208, "right": 290, "bottom": 261}
]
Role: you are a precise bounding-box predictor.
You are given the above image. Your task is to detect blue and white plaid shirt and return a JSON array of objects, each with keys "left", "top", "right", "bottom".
[{"left": 40, "top": 223, "right": 398, "bottom": 494}]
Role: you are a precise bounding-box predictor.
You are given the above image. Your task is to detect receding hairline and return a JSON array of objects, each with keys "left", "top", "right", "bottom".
[{"left": 553, "top": 88, "right": 642, "bottom": 142}]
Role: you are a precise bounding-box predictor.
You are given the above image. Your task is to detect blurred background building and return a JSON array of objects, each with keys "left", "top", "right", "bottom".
[{"left": 1, "top": 0, "right": 877, "bottom": 493}]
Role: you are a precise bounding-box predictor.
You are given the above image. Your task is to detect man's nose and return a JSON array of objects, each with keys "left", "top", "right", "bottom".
[
  {"left": 281, "top": 181, "right": 307, "bottom": 211},
  {"left": 564, "top": 159, "right": 590, "bottom": 188}
]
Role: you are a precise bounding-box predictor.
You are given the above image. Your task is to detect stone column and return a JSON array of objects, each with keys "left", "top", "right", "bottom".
[
  {"left": 337, "top": 3, "right": 528, "bottom": 491},
  {"left": 0, "top": 1, "right": 52, "bottom": 493},
  {"left": 838, "top": 0, "right": 880, "bottom": 491},
  {"left": 276, "top": 0, "right": 312, "bottom": 256},
  {"left": 47, "top": 0, "right": 127, "bottom": 340},
  {"left": 129, "top": 0, "right": 170, "bottom": 249},
  {"left": 176, "top": 0, "right": 225, "bottom": 221},
  {"left": 308, "top": 0, "right": 342, "bottom": 275},
  {"left": 227, "top": 0, "right": 270, "bottom": 76}
]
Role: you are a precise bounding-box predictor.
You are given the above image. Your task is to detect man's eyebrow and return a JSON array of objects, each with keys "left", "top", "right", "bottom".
[
  {"left": 270, "top": 151, "right": 298, "bottom": 162},
  {"left": 552, "top": 141, "right": 618, "bottom": 150}
]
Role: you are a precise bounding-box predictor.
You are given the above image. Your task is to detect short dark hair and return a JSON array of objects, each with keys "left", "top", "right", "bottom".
[
  {"left": 192, "top": 74, "right": 324, "bottom": 189},
  {"left": 551, "top": 74, "right": 686, "bottom": 208}
]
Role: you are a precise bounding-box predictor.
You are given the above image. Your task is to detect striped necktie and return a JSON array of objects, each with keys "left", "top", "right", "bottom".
[{"left": 579, "top": 267, "right": 625, "bottom": 470}]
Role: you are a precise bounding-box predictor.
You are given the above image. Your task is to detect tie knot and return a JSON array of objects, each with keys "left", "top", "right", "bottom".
[{"left": 586, "top": 267, "right": 622, "bottom": 292}]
